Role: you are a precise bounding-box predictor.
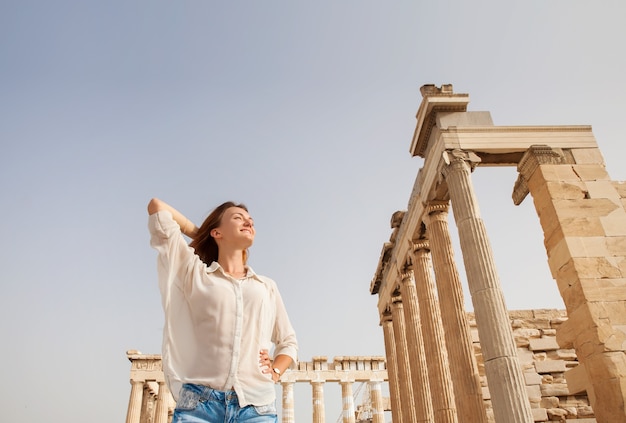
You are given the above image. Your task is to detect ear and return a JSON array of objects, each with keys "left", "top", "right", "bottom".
[{"left": 211, "top": 229, "right": 221, "bottom": 238}]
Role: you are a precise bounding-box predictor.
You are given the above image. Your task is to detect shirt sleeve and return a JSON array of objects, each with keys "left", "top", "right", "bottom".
[
  {"left": 148, "top": 210, "right": 197, "bottom": 297},
  {"left": 271, "top": 282, "right": 299, "bottom": 367}
]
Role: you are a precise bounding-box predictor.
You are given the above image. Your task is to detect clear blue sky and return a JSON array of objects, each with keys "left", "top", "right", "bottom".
[{"left": 2, "top": 1, "right": 625, "bottom": 422}]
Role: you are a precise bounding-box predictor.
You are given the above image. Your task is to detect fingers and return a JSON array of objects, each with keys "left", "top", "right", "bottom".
[{"left": 259, "top": 349, "right": 272, "bottom": 374}]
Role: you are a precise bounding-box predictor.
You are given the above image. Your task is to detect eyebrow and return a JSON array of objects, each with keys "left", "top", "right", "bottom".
[{"left": 232, "top": 212, "right": 253, "bottom": 221}]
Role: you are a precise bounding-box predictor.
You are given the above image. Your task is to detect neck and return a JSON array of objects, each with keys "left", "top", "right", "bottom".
[{"left": 217, "top": 248, "right": 246, "bottom": 275}]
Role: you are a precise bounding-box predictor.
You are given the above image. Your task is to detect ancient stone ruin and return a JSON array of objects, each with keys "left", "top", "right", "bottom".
[
  {"left": 126, "top": 85, "right": 626, "bottom": 423},
  {"left": 370, "top": 84, "right": 626, "bottom": 423}
]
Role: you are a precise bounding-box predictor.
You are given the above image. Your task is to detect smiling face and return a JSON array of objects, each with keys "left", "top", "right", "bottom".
[{"left": 211, "top": 206, "right": 255, "bottom": 249}]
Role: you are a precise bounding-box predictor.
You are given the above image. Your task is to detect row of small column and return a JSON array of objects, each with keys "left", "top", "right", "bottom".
[
  {"left": 377, "top": 150, "right": 533, "bottom": 423},
  {"left": 126, "top": 380, "right": 172, "bottom": 423},
  {"left": 280, "top": 380, "right": 386, "bottom": 423}
]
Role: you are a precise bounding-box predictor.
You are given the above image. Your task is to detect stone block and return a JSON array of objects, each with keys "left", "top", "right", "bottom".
[
  {"left": 524, "top": 370, "right": 543, "bottom": 385},
  {"left": 556, "top": 349, "right": 578, "bottom": 361},
  {"left": 600, "top": 209, "right": 626, "bottom": 236},
  {"left": 540, "top": 396, "right": 560, "bottom": 408},
  {"left": 605, "top": 236, "right": 626, "bottom": 256},
  {"left": 541, "top": 383, "right": 569, "bottom": 397},
  {"left": 571, "top": 164, "right": 611, "bottom": 181},
  {"left": 547, "top": 407, "right": 568, "bottom": 419},
  {"left": 553, "top": 198, "right": 619, "bottom": 220},
  {"left": 565, "top": 419, "right": 596, "bottom": 423},
  {"left": 586, "top": 180, "right": 622, "bottom": 202},
  {"left": 535, "top": 359, "right": 567, "bottom": 374},
  {"left": 559, "top": 256, "right": 622, "bottom": 280},
  {"left": 584, "top": 351, "right": 626, "bottom": 380},
  {"left": 564, "top": 362, "right": 588, "bottom": 394},
  {"left": 527, "top": 384, "right": 542, "bottom": 400},
  {"left": 545, "top": 180, "right": 588, "bottom": 200},
  {"left": 517, "top": 347, "right": 536, "bottom": 366},
  {"left": 571, "top": 147, "right": 605, "bottom": 165},
  {"left": 529, "top": 337, "right": 560, "bottom": 352},
  {"left": 436, "top": 111, "right": 494, "bottom": 128},
  {"left": 560, "top": 278, "right": 626, "bottom": 313},
  {"left": 531, "top": 407, "right": 548, "bottom": 421},
  {"left": 559, "top": 217, "right": 605, "bottom": 238},
  {"left": 536, "top": 164, "right": 582, "bottom": 183}
]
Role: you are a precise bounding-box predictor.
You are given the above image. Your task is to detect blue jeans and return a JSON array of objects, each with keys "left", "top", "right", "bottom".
[{"left": 172, "top": 383, "right": 278, "bottom": 423}]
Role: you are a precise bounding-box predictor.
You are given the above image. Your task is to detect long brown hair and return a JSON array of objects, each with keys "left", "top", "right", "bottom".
[{"left": 189, "top": 201, "right": 249, "bottom": 266}]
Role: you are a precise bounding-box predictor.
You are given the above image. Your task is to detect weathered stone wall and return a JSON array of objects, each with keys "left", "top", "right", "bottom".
[{"left": 470, "top": 309, "right": 596, "bottom": 422}]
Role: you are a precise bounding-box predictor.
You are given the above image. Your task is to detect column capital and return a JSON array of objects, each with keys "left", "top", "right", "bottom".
[
  {"left": 442, "top": 149, "right": 482, "bottom": 175},
  {"left": 517, "top": 145, "right": 565, "bottom": 179},
  {"left": 412, "top": 239, "right": 430, "bottom": 253},
  {"left": 513, "top": 145, "right": 566, "bottom": 205},
  {"left": 426, "top": 200, "right": 450, "bottom": 215}
]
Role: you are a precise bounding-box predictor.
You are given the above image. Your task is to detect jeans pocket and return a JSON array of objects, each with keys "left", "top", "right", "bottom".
[
  {"left": 175, "top": 385, "right": 201, "bottom": 411},
  {"left": 253, "top": 403, "right": 277, "bottom": 416}
]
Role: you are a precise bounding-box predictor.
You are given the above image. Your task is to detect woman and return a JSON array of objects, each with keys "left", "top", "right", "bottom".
[{"left": 147, "top": 198, "right": 298, "bottom": 423}]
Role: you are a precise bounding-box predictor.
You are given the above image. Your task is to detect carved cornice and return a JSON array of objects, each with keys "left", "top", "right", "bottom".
[
  {"left": 444, "top": 125, "right": 592, "bottom": 134},
  {"left": 512, "top": 174, "right": 529, "bottom": 206},
  {"left": 517, "top": 145, "right": 565, "bottom": 180},
  {"left": 410, "top": 84, "right": 469, "bottom": 158}
]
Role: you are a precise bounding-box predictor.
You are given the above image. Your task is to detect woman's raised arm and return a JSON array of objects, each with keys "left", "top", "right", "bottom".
[{"left": 147, "top": 198, "right": 199, "bottom": 238}]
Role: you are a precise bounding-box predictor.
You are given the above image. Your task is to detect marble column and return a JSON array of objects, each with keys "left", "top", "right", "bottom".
[
  {"left": 154, "top": 381, "right": 168, "bottom": 423},
  {"left": 391, "top": 295, "right": 418, "bottom": 423},
  {"left": 424, "top": 202, "right": 487, "bottom": 423},
  {"left": 442, "top": 149, "right": 533, "bottom": 423},
  {"left": 340, "top": 381, "right": 356, "bottom": 423},
  {"left": 411, "top": 240, "right": 458, "bottom": 423},
  {"left": 382, "top": 312, "right": 403, "bottom": 423},
  {"left": 125, "top": 380, "right": 144, "bottom": 423},
  {"left": 369, "top": 380, "right": 386, "bottom": 423},
  {"left": 312, "top": 381, "right": 326, "bottom": 423},
  {"left": 281, "top": 381, "right": 295, "bottom": 423},
  {"left": 399, "top": 270, "right": 434, "bottom": 422}
]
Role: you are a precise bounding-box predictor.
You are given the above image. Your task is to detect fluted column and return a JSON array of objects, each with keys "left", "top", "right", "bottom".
[
  {"left": 281, "top": 381, "right": 295, "bottom": 423},
  {"left": 399, "top": 270, "right": 434, "bottom": 422},
  {"left": 125, "top": 380, "right": 144, "bottom": 423},
  {"left": 369, "top": 380, "right": 386, "bottom": 423},
  {"left": 424, "top": 201, "right": 487, "bottom": 423},
  {"left": 411, "top": 240, "right": 458, "bottom": 423},
  {"left": 382, "top": 312, "right": 403, "bottom": 423},
  {"left": 154, "top": 381, "right": 168, "bottom": 423},
  {"left": 391, "top": 296, "right": 418, "bottom": 423},
  {"left": 312, "top": 381, "right": 326, "bottom": 423},
  {"left": 442, "top": 149, "right": 533, "bottom": 423},
  {"left": 340, "top": 381, "right": 356, "bottom": 423}
]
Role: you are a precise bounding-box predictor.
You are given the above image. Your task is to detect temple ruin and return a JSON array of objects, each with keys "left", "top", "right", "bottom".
[
  {"left": 370, "top": 84, "right": 626, "bottom": 423},
  {"left": 126, "top": 85, "right": 626, "bottom": 422},
  {"left": 125, "top": 352, "right": 390, "bottom": 423}
]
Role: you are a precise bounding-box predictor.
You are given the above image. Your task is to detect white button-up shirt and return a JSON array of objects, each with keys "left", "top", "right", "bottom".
[{"left": 149, "top": 211, "right": 298, "bottom": 407}]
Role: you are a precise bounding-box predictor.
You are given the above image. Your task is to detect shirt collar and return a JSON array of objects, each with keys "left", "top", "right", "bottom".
[{"left": 207, "top": 261, "right": 263, "bottom": 283}]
